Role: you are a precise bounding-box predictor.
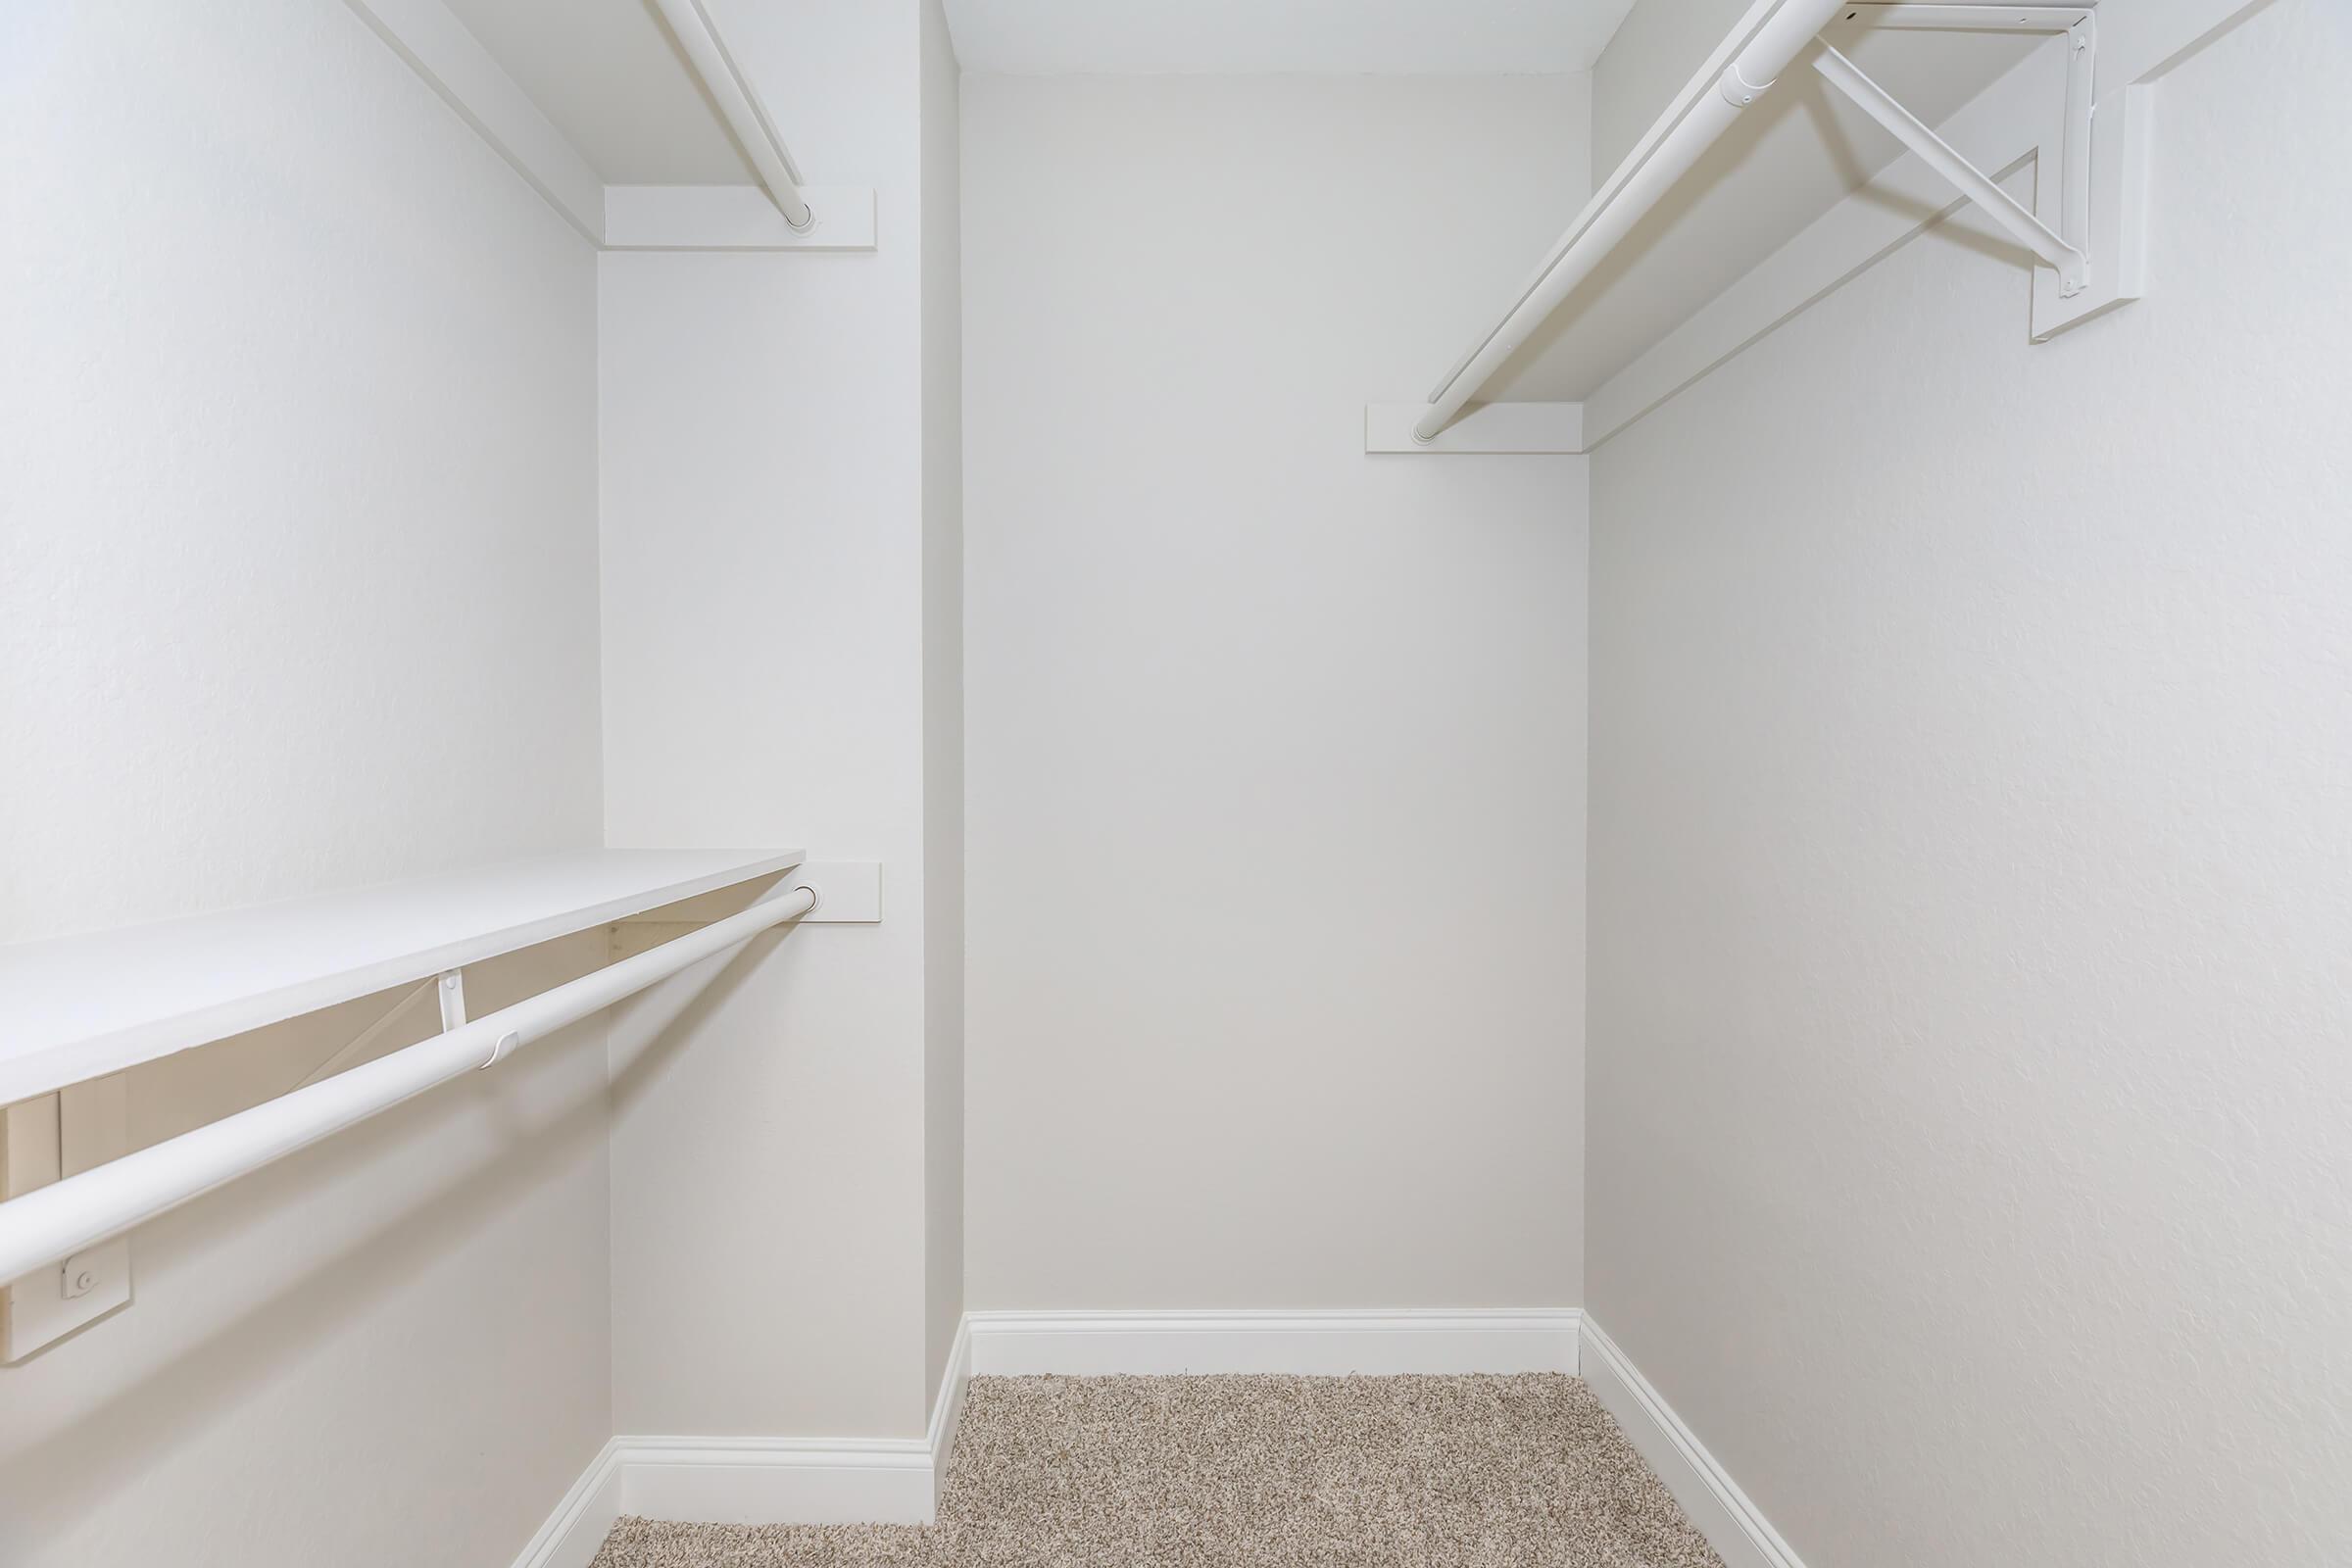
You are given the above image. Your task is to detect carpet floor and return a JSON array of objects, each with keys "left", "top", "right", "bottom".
[{"left": 590, "top": 1373, "right": 1729, "bottom": 1567}]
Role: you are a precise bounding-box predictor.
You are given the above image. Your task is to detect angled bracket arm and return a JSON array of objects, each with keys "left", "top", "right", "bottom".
[
  {"left": 287, "top": 968, "right": 466, "bottom": 1096},
  {"left": 290, "top": 978, "right": 433, "bottom": 1093},
  {"left": 1813, "top": 35, "right": 2091, "bottom": 297}
]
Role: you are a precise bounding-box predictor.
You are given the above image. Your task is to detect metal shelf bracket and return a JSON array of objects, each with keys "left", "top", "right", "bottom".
[{"left": 1828, "top": 4, "right": 2151, "bottom": 341}]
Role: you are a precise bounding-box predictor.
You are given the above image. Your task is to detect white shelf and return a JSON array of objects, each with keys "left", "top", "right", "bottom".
[
  {"left": 1484, "top": 17, "right": 2043, "bottom": 408},
  {"left": 0, "top": 848, "right": 807, "bottom": 1105}
]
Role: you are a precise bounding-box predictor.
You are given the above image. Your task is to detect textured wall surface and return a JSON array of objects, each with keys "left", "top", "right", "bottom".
[
  {"left": 0, "top": 2, "right": 609, "bottom": 1565},
  {"left": 1588, "top": 4, "right": 2352, "bottom": 1565},
  {"left": 963, "top": 74, "right": 1591, "bottom": 1311}
]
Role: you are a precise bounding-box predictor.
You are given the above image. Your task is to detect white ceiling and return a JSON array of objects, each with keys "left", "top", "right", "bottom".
[
  {"left": 440, "top": 0, "right": 756, "bottom": 183},
  {"left": 940, "top": 0, "right": 1642, "bottom": 75}
]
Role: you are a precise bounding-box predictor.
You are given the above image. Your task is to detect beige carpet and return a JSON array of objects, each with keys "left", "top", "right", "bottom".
[{"left": 591, "top": 1373, "right": 1728, "bottom": 1567}]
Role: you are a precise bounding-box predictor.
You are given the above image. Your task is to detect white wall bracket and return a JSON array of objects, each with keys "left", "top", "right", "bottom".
[
  {"left": 1828, "top": 3, "right": 2148, "bottom": 342},
  {"left": 3, "top": 1080, "right": 132, "bottom": 1362},
  {"left": 2028, "top": 76, "right": 2151, "bottom": 342},
  {"left": 784, "top": 862, "right": 882, "bottom": 923},
  {"left": 436, "top": 970, "right": 467, "bottom": 1032}
]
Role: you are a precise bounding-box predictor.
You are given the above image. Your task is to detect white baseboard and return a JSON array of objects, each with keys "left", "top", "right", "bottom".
[
  {"left": 612, "top": 1435, "right": 937, "bottom": 1526},
  {"left": 507, "top": 1439, "right": 623, "bottom": 1568},
  {"left": 514, "top": 1308, "right": 1588, "bottom": 1559},
  {"left": 510, "top": 1316, "right": 973, "bottom": 1560},
  {"left": 1579, "top": 1316, "right": 1809, "bottom": 1568},
  {"left": 965, "top": 1308, "right": 1582, "bottom": 1376},
  {"left": 926, "top": 1313, "right": 971, "bottom": 1508}
]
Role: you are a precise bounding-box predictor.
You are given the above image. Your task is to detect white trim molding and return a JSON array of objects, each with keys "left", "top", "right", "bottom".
[
  {"left": 506, "top": 1439, "right": 624, "bottom": 1568},
  {"left": 507, "top": 1313, "right": 1810, "bottom": 1566},
  {"left": 510, "top": 1316, "right": 971, "bottom": 1562},
  {"left": 340, "top": 0, "right": 605, "bottom": 242},
  {"left": 614, "top": 1435, "right": 936, "bottom": 1528},
  {"left": 966, "top": 1308, "right": 1583, "bottom": 1376},
  {"left": 1579, "top": 1316, "right": 1810, "bottom": 1568},
  {"left": 927, "top": 1313, "right": 972, "bottom": 1509}
]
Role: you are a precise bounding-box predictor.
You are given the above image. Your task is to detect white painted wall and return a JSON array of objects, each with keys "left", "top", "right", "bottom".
[
  {"left": 1587, "top": 4, "right": 2352, "bottom": 1565},
  {"left": 0, "top": 0, "right": 604, "bottom": 947},
  {"left": 0, "top": 1, "right": 608, "bottom": 1565},
  {"left": 599, "top": 0, "right": 961, "bottom": 1441},
  {"left": 962, "top": 74, "right": 1591, "bottom": 1311}
]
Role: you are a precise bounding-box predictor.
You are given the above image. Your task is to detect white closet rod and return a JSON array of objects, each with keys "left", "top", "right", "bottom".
[
  {"left": 1413, "top": 0, "right": 1849, "bottom": 443},
  {"left": 649, "top": 0, "right": 815, "bottom": 231},
  {"left": 0, "top": 883, "right": 817, "bottom": 1285}
]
